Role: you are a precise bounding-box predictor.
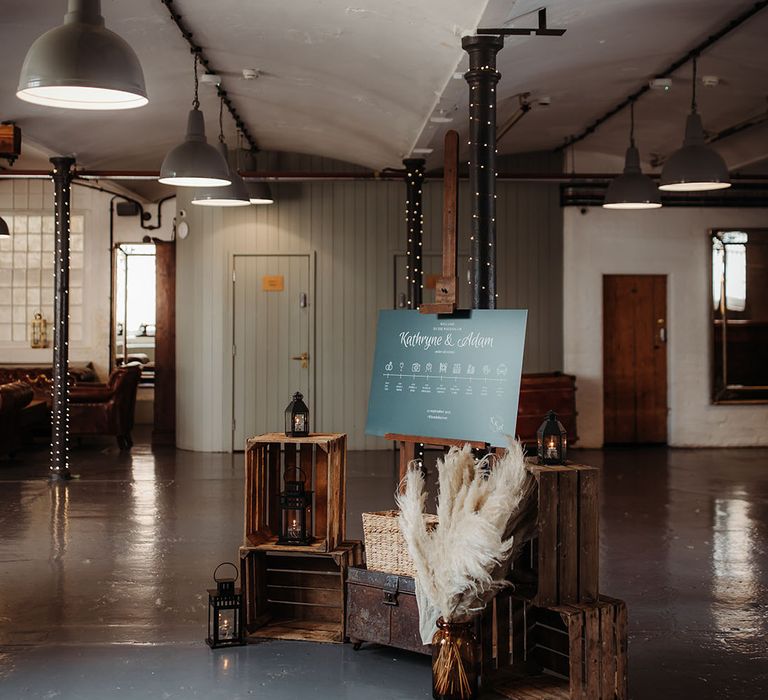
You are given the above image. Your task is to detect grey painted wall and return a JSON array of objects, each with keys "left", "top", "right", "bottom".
[{"left": 176, "top": 154, "right": 563, "bottom": 452}]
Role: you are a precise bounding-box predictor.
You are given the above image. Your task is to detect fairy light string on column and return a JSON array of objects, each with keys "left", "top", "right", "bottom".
[
  {"left": 50, "top": 156, "right": 76, "bottom": 481},
  {"left": 403, "top": 158, "right": 426, "bottom": 310},
  {"left": 462, "top": 35, "right": 503, "bottom": 310}
]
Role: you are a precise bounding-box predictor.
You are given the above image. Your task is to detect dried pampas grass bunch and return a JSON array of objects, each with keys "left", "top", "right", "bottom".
[{"left": 396, "top": 440, "right": 536, "bottom": 643}]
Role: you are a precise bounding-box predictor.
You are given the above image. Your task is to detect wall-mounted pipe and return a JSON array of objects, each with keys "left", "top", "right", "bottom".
[{"left": 2, "top": 170, "right": 768, "bottom": 184}]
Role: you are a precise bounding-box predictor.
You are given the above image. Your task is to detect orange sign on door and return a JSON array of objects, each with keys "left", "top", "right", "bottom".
[{"left": 262, "top": 275, "right": 285, "bottom": 291}]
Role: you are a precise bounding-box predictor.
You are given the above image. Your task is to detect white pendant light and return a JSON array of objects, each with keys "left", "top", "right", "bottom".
[
  {"left": 191, "top": 99, "right": 251, "bottom": 206},
  {"left": 17, "top": 0, "right": 147, "bottom": 110},
  {"left": 603, "top": 103, "right": 662, "bottom": 210},
  {"left": 159, "top": 55, "right": 230, "bottom": 188},
  {"left": 659, "top": 56, "right": 731, "bottom": 192}
]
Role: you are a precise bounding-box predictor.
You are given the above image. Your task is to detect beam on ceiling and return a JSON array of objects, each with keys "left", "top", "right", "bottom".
[{"left": 559, "top": 1, "right": 768, "bottom": 151}]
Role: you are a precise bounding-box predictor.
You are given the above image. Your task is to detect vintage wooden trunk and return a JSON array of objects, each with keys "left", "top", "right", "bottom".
[
  {"left": 346, "top": 566, "right": 429, "bottom": 655},
  {"left": 244, "top": 433, "right": 346, "bottom": 552},
  {"left": 240, "top": 540, "right": 363, "bottom": 643},
  {"left": 491, "top": 594, "right": 628, "bottom": 700},
  {"left": 517, "top": 372, "right": 578, "bottom": 447},
  {"left": 511, "top": 460, "right": 599, "bottom": 607}
]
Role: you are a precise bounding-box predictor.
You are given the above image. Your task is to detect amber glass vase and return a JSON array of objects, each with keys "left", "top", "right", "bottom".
[{"left": 431, "top": 617, "right": 478, "bottom": 700}]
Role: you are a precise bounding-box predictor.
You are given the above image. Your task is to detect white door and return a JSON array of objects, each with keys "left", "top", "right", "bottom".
[{"left": 232, "top": 255, "right": 312, "bottom": 449}]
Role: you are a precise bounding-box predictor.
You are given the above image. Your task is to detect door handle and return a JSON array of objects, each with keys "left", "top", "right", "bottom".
[{"left": 291, "top": 351, "right": 309, "bottom": 369}]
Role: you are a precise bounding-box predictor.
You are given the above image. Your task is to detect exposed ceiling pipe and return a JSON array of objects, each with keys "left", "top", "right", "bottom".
[
  {"left": 158, "top": 0, "right": 258, "bottom": 152},
  {"left": 497, "top": 94, "right": 533, "bottom": 144},
  {"left": 2, "top": 170, "right": 768, "bottom": 184},
  {"left": 558, "top": 0, "right": 768, "bottom": 151}
]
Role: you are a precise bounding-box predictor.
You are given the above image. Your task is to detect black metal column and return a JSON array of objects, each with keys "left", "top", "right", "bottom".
[
  {"left": 50, "top": 156, "right": 75, "bottom": 481},
  {"left": 463, "top": 35, "right": 503, "bottom": 310},
  {"left": 403, "top": 158, "right": 426, "bottom": 309}
]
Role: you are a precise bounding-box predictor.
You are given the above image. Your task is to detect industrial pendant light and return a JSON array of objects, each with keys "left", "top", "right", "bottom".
[
  {"left": 17, "top": 0, "right": 147, "bottom": 110},
  {"left": 248, "top": 182, "right": 274, "bottom": 205},
  {"left": 0, "top": 216, "right": 9, "bottom": 237},
  {"left": 603, "top": 103, "right": 661, "bottom": 210},
  {"left": 191, "top": 99, "right": 250, "bottom": 207},
  {"left": 241, "top": 149, "right": 274, "bottom": 204},
  {"left": 159, "top": 55, "right": 230, "bottom": 188},
  {"left": 659, "top": 57, "right": 731, "bottom": 192}
]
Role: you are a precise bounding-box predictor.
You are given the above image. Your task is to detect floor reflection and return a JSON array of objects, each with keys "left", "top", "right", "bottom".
[{"left": 0, "top": 439, "right": 767, "bottom": 698}]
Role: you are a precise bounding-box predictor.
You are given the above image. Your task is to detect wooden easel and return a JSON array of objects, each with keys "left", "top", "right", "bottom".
[{"left": 388, "top": 130, "right": 495, "bottom": 481}]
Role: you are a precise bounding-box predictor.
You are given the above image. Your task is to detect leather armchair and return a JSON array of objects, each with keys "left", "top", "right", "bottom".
[
  {"left": 70, "top": 365, "right": 141, "bottom": 450},
  {"left": 0, "top": 382, "right": 34, "bottom": 457}
]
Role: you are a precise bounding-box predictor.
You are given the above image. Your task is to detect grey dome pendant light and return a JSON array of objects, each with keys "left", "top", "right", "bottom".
[
  {"left": 603, "top": 102, "right": 661, "bottom": 210},
  {"left": 248, "top": 182, "right": 274, "bottom": 205},
  {"left": 244, "top": 150, "right": 274, "bottom": 204},
  {"left": 0, "top": 216, "right": 9, "bottom": 237},
  {"left": 159, "top": 54, "right": 230, "bottom": 188},
  {"left": 17, "top": 0, "right": 147, "bottom": 110},
  {"left": 659, "top": 56, "right": 731, "bottom": 192},
  {"left": 191, "top": 98, "right": 250, "bottom": 207}
]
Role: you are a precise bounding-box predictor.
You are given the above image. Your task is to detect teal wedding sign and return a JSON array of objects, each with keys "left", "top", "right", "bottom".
[{"left": 365, "top": 309, "right": 527, "bottom": 446}]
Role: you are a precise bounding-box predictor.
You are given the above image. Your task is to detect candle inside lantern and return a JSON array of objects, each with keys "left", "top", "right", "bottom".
[
  {"left": 288, "top": 517, "right": 301, "bottom": 539},
  {"left": 294, "top": 414, "right": 305, "bottom": 432},
  {"left": 546, "top": 437, "right": 558, "bottom": 459},
  {"left": 219, "top": 614, "right": 232, "bottom": 640}
]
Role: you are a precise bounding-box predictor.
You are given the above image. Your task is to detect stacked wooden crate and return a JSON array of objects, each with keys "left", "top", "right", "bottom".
[
  {"left": 486, "top": 459, "right": 628, "bottom": 699},
  {"left": 240, "top": 433, "right": 362, "bottom": 643}
]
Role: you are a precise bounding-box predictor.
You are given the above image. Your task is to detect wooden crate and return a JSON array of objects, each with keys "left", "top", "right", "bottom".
[
  {"left": 512, "top": 460, "right": 599, "bottom": 606},
  {"left": 240, "top": 540, "right": 363, "bottom": 643},
  {"left": 490, "top": 595, "right": 628, "bottom": 700},
  {"left": 244, "top": 433, "right": 346, "bottom": 553}
]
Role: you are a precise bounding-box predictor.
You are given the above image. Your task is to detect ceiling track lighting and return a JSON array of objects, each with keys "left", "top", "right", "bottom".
[
  {"left": 659, "top": 56, "right": 731, "bottom": 192},
  {"left": 17, "top": 0, "right": 147, "bottom": 110},
  {"left": 603, "top": 102, "right": 661, "bottom": 210},
  {"left": 191, "top": 98, "right": 251, "bottom": 206},
  {"left": 159, "top": 54, "right": 230, "bottom": 188}
]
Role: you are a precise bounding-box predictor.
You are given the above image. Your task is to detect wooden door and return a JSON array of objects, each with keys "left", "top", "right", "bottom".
[
  {"left": 603, "top": 275, "right": 667, "bottom": 443},
  {"left": 153, "top": 241, "right": 176, "bottom": 446},
  {"left": 232, "top": 255, "right": 311, "bottom": 450}
]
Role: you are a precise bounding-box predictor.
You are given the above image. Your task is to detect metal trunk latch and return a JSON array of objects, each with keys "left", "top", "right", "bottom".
[{"left": 383, "top": 578, "right": 399, "bottom": 606}]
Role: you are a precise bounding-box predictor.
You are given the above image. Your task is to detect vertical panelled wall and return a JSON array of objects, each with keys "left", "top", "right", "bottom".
[{"left": 176, "top": 153, "right": 563, "bottom": 452}]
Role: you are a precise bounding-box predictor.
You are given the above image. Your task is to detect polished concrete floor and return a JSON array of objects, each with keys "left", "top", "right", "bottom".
[{"left": 1, "top": 433, "right": 767, "bottom": 698}]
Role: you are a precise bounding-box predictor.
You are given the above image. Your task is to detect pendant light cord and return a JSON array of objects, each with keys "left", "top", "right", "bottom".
[
  {"left": 192, "top": 53, "right": 200, "bottom": 110},
  {"left": 218, "top": 96, "right": 225, "bottom": 143},
  {"left": 629, "top": 101, "right": 635, "bottom": 147},
  {"left": 691, "top": 55, "right": 698, "bottom": 113}
]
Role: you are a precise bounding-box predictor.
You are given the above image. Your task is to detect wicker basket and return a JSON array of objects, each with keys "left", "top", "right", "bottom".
[{"left": 362, "top": 510, "right": 438, "bottom": 577}]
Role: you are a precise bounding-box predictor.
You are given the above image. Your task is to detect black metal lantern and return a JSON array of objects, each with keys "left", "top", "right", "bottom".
[
  {"left": 285, "top": 391, "right": 310, "bottom": 437},
  {"left": 537, "top": 410, "right": 567, "bottom": 465},
  {"left": 278, "top": 467, "right": 313, "bottom": 545},
  {"left": 206, "top": 562, "right": 245, "bottom": 649}
]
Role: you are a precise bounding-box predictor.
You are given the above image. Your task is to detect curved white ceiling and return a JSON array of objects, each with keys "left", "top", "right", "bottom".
[{"left": 1, "top": 0, "right": 767, "bottom": 177}]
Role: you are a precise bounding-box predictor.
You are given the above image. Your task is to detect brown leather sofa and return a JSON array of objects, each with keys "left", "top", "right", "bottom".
[
  {"left": 70, "top": 365, "right": 141, "bottom": 450},
  {"left": 0, "top": 381, "right": 35, "bottom": 457}
]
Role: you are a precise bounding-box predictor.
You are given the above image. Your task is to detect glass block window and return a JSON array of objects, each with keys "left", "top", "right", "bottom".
[{"left": 0, "top": 213, "right": 84, "bottom": 344}]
